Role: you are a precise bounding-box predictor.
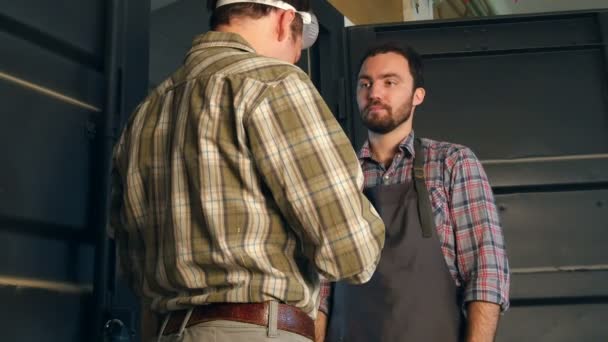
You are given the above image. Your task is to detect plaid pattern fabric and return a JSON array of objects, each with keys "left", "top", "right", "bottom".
[
  {"left": 319, "top": 132, "right": 509, "bottom": 313},
  {"left": 318, "top": 277, "right": 332, "bottom": 315},
  {"left": 110, "top": 32, "right": 384, "bottom": 317}
]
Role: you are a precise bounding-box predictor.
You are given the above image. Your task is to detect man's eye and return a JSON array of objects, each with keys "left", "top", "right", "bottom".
[
  {"left": 386, "top": 80, "right": 397, "bottom": 86},
  {"left": 359, "top": 82, "right": 371, "bottom": 89}
]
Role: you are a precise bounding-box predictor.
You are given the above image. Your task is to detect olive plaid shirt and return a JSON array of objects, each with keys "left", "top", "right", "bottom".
[{"left": 110, "top": 31, "right": 384, "bottom": 317}]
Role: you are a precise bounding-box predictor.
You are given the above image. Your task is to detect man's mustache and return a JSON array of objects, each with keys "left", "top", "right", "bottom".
[{"left": 365, "top": 100, "right": 390, "bottom": 113}]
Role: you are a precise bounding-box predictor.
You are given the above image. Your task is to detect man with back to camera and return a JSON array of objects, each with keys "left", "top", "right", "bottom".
[
  {"left": 110, "top": 1, "right": 386, "bottom": 341},
  {"left": 317, "top": 42, "right": 510, "bottom": 342}
]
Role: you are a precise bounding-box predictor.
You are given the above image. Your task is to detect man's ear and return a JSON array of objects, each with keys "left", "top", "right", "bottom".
[
  {"left": 412, "top": 87, "right": 426, "bottom": 106},
  {"left": 277, "top": 10, "right": 296, "bottom": 42}
]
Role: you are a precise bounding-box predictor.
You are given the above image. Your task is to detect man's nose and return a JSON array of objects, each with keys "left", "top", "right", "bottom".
[{"left": 368, "top": 83, "right": 382, "bottom": 100}]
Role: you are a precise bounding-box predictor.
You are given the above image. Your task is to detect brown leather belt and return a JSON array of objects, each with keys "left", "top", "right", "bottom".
[{"left": 163, "top": 302, "right": 314, "bottom": 340}]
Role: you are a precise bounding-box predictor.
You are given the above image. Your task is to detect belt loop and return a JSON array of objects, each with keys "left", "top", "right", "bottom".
[
  {"left": 156, "top": 312, "right": 171, "bottom": 342},
  {"left": 177, "top": 308, "right": 194, "bottom": 337},
  {"left": 267, "top": 301, "right": 279, "bottom": 338}
]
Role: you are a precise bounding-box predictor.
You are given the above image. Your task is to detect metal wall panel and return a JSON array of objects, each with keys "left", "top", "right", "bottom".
[
  {"left": 418, "top": 50, "right": 608, "bottom": 160},
  {"left": 375, "top": 14, "right": 602, "bottom": 55},
  {"left": 0, "top": 81, "right": 95, "bottom": 229},
  {"left": 305, "top": 1, "right": 348, "bottom": 128},
  {"left": 497, "top": 190, "right": 608, "bottom": 300},
  {"left": 497, "top": 190, "right": 607, "bottom": 268},
  {"left": 497, "top": 304, "right": 608, "bottom": 341},
  {"left": 511, "top": 272, "right": 608, "bottom": 299},
  {"left": 0, "top": 230, "right": 94, "bottom": 284},
  {"left": 0, "top": 287, "right": 90, "bottom": 342},
  {"left": 0, "top": 0, "right": 149, "bottom": 340},
  {"left": 0, "top": 0, "right": 105, "bottom": 62},
  {"left": 483, "top": 157, "right": 608, "bottom": 188},
  {"left": 0, "top": 30, "right": 104, "bottom": 109}
]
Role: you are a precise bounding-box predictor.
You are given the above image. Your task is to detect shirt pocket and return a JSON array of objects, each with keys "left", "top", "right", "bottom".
[{"left": 428, "top": 186, "right": 450, "bottom": 235}]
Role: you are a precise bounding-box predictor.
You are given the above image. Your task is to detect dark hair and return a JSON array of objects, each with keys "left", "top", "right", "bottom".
[
  {"left": 359, "top": 42, "right": 424, "bottom": 89},
  {"left": 206, "top": 0, "right": 310, "bottom": 36}
]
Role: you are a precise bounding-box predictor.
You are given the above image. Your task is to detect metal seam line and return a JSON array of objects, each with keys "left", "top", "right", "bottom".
[
  {"left": 512, "top": 264, "right": 608, "bottom": 274},
  {"left": 306, "top": 48, "right": 312, "bottom": 77},
  {"left": 0, "top": 71, "right": 101, "bottom": 112},
  {"left": 482, "top": 153, "right": 608, "bottom": 165},
  {"left": 0, "top": 275, "right": 93, "bottom": 295}
]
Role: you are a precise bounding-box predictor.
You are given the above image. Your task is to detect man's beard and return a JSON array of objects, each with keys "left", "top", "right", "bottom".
[{"left": 361, "top": 99, "right": 413, "bottom": 134}]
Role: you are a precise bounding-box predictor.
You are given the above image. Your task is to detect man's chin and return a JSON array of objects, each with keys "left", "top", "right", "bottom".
[
  {"left": 362, "top": 120, "right": 395, "bottom": 134},
  {"left": 366, "top": 126, "right": 395, "bottom": 134},
  {"left": 363, "top": 110, "right": 389, "bottom": 124}
]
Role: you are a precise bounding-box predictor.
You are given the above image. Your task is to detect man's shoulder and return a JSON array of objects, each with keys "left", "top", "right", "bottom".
[
  {"left": 238, "top": 55, "right": 308, "bottom": 83},
  {"left": 418, "top": 137, "right": 479, "bottom": 164},
  {"left": 145, "top": 51, "right": 310, "bottom": 113},
  {"left": 185, "top": 31, "right": 307, "bottom": 83},
  {"left": 189, "top": 49, "right": 308, "bottom": 86}
]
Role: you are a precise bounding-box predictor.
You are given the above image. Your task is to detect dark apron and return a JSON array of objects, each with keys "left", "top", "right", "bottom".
[{"left": 328, "top": 139, "right": 464, "bottom": 342}]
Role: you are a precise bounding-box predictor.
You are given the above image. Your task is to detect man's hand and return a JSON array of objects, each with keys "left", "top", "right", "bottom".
[
  {"left": 465, "top": 301, "right": 501, "bottom": 342},
  {"left": 315, "top": 311, "right": 328, "bottom": 342}
]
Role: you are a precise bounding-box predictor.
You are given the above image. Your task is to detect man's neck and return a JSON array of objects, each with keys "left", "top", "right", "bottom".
[
  {"left": 215, "top": 17, "right": 276, "bottom": 56},
  {"left": 368, "top": 124, "right": 412, "bottom": 168}
]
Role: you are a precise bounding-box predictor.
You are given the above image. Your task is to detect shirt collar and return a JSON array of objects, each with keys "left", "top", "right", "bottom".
[
  {"left": 358, "top": 131, "right": 416, "bottom": 162},
  {"left": 186, "top": 31, "right": 256, "bottom": 58},
  {"left": 400, "top": 131, "right": 416, "bottom": 158}
]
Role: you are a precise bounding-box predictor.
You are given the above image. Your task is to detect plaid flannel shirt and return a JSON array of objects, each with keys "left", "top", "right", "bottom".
[{"left": 111, "top": 31, "right": 385, "bottom": 318}]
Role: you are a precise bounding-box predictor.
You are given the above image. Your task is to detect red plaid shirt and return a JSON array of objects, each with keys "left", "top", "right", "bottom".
[{"left": 318, "top": 132, "right": 510, "bottom": 314}]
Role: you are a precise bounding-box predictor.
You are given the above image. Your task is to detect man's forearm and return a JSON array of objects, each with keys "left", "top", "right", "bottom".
[
  {"left": 465, "top": 301, "right": 500, "bottom": 342},
  {"left": 314, "top": 311, "right": 328, "bottom": 342}
]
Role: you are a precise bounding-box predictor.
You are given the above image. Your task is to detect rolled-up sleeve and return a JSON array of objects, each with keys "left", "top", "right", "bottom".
[
  {"left": 245, "top": 73, "right": 385, "bottom": 284},
  {"left": 448, "top": 148, "right": 510, "bottom": 311},
  {"left": 318, "top": 279, "right": 332, "bottom": 315}
]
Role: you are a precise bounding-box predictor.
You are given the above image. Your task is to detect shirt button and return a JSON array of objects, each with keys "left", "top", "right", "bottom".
[{"left": 383, "top": 175, "right": 390, "bottom": 184}]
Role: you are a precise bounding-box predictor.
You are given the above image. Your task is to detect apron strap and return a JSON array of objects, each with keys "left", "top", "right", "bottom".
[{"left": 413, "top": 138, "right": 434, "bottom": 238}]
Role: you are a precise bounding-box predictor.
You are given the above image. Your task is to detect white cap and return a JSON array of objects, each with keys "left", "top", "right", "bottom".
[{"left": 216, "top": 0, "right": 319, "bottom": 49}]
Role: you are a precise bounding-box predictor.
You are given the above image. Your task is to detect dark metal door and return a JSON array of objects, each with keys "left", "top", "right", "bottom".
[
  {"left": 299, "top": 0, "right": 349, "bottom": 135},
  {"left": 345, "top": 10, "right": 608, "bottom": 341},
  {"left": 0, "top": 0, "right": 149, "bottom": 341}
]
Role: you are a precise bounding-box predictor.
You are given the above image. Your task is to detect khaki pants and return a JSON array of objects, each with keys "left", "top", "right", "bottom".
[{"left": 157, "top": 320, "right": 312, "bottom": 342}]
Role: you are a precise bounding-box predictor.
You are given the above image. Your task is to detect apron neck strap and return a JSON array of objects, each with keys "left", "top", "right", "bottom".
[{"left": 413, "top": 138, "right": 434, "bottom": 238}]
